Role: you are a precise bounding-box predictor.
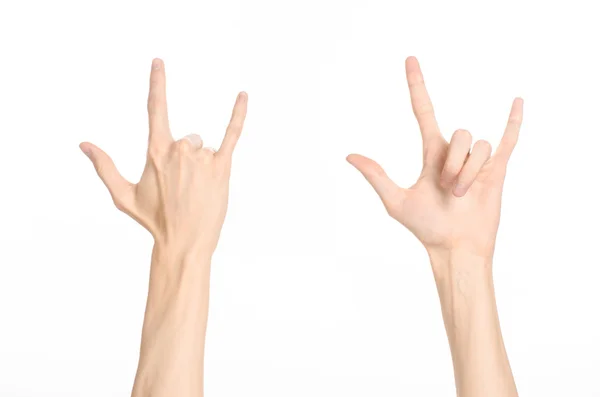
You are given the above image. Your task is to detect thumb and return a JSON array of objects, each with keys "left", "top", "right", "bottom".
[
  {"left": 346, "top": 154, "right": 405, "bottom": 210},
  {"left": 80, "top": 142, "right": 134, "bottom": 210}
]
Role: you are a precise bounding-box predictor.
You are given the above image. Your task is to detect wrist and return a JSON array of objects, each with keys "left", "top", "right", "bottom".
[
  {"left": 153, "top": 233, "right": 216, "bottom": 263},
  {"left": 149, "top": 241, "right": 212, "bottom": 296},
  {"left": 427, "top": 247, "right": 493, "bottom": 280},
  {"left": 142, "top": 242, "right": 213, "bottom": 329}
]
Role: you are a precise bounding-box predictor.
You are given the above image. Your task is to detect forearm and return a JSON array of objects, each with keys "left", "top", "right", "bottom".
[
  {"left": 429, "top": 249, "right": 517, "bottom": 397},
  {"left": 131, "top": 242, "right": 212, "bottom": 397}
]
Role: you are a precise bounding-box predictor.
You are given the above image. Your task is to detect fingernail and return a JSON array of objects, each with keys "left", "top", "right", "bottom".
[
  {"left": 152, "top": 58, "right": 162, "bottom": 70},
  {"left": 80, "top": 146, "right": 92, "bottom": 159},
  {"left": 453, "top": 184, "right": 466, "bottom": 197}
]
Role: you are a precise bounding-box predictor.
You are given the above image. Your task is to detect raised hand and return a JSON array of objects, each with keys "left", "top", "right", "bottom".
[
  {"left": 80, "top": 59, "right": 248, "bottom": 397},
  {"left": 80, "top": 58, "right": 248, "bottom": 255},
  {"left": 347, "top": 56, "right": 523, "bottom": 260}
]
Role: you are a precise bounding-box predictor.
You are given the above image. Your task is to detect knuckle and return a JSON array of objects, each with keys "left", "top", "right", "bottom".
[
  {"left": 370, "top": 164, "right": 387, "bottom": 178},
  {"left": 216, "top": 154, "right": 232, "bottom": 170},
  {"left": 216, "top": 159, "right": 232, "bottom": 175},
  {"left": 413, "top": 102, "right": 434, "bottom": 117},
  {"left": 198, "top": 150, "right": 215, "bottom": 164},
  {"left": 202, "top": 147, "right": 216, "bottom": 156},
  {"left": 407, "top": 77, "right": 425, "bottom": 88},
  {"left": 383, "top": 199, "right": 401, "bottom": 219},
  {"left": 147, "top": 144, "right": 162, "bottom": 161},
  {"left": 175, "top": 139, "right": 192, "bottom": 153},
  {"left": 147, "top": 97, "right": 155, "bottom": 114},
  {"left": 227, "top": 123, "right": 243, "bottom": 135},
  {"left": 456, "top": 173, "right": 473, "bottom": 186},
  {"left": 384, "top": 203, "right": 395, "bottom": 217},
  {"left": 148, "top": 145, "right": 169, "bottom": 170},
  {"left": 95, "top": 161, "right": 106, "bottom": 175},
  {"left": 508, "top": 116, "right": 522, "bottom": 127},
  {"left": 112, "top": 196, "right": 127, "bottom": 212},
  {"left": 443, "top": 164, "right": 461, "bottom": 177}
]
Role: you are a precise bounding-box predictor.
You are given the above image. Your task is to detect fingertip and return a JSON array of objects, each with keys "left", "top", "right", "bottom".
[
  {"left": 511, "top": 98, "right": 524, "bottom": 115},
  {"left": 182, "top": 133, "right": 203, "bottom": 149},
  {"left": 346, "top": 153, "right": 367, "bottom": 167},
  {"left": 152, "top": 58, "right": 164, "bottom": 70},
  {"left": 405, "top": 57, "right": 425, "bottom": 87},
  {"left": 452, "top": 128, "right": 472, "bottom": 142},
  {"left": 346, "top": 154, "right": 388, "bottom": 181},
  {"left": 232, "top": 92, "right": 248, "bottom": 118},
  {"left": 405, "top": 56, "right": 420, "bottom": 71},
  {"left": 176, "top": 137, "right": 194, "bottom": 153},
  {"left": 452, "top": 184, "right": 468, "bottom": 198},
  {"left": 79, "top": 142, "right": 94, "bottom": 159},
  {"left": 346, "top": 155, "right": 400, "bottom": 205},
  {"left": 475, "top": 139, "right": 493, "bottom": 156}
]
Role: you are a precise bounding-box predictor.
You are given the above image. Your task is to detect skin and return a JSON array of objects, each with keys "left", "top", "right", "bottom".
[
  {"left": 80, "top": 58, "right": 248, "bottom": 397},
  {"left": 347, "top": 56, "right": 522, "bottom": 397}
]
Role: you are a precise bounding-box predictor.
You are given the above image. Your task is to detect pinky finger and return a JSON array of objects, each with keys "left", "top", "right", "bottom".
[
  {"left": 494, "top": 97, "right": 524, "bottom": 165},
  {"left": 218, "top": 92, "right": 248, "bottom": 158},
  {"left": 453, "top": 140, "right": 492, "bottom": 197}
]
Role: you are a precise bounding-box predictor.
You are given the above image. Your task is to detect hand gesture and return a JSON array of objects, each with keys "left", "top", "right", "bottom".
[
  {"left": 348, "top": 57, "right": 523, "bottom": 259},
  {"left": 80, "top": 59, "right": 248, "bottom": 255}
]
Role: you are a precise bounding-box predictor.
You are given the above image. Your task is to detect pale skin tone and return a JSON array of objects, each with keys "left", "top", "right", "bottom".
[
  {"left": 80, "top": 58, "right": 248, "bottom": 397},
  {"left": 347, "top": 56, "right": 522, "bottom": 397},
  {"left": 79, "top": 56, "right": 519, "bottom": 396}
]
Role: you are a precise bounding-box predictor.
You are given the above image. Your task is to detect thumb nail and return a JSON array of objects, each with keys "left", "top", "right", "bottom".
[{"left": 80, "top": 146, "right": 93, "bottom": 160}]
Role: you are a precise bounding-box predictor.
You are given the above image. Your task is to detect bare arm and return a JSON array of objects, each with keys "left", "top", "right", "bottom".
[
  {"left": 348, "top": 56, "right": 521, "bottom": 396},
  {"left": 430, "top": 250, "right": 517, "bottom": 397},
  {"left": 130, "top": 245, "right": 212, "bottom": 396},
  {"left": 81, "top": 58, "right": 248, "bottom": 397}
]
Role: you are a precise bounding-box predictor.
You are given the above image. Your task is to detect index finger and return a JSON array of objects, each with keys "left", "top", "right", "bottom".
[
  {"left": 405, "top": 56, "right": 442, "bottom": 148},
  {"left": 147, "top": 58, "right": 172, "bottom": 145},
  {"left": 218, "top": 92, "right": 248, "bottom": 158}
]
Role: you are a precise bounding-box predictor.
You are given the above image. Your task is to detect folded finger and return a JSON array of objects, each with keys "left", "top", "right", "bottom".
[
  {"left": 453, "top": 140, "right": 492, "bottom": 197},
  {"left": 440, "top": 129, "right": 472, "bottom": 188}
]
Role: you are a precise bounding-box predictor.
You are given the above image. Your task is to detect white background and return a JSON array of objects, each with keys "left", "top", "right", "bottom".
[{"left": 1, "top": 0, "right": 599, "bottom": 396}]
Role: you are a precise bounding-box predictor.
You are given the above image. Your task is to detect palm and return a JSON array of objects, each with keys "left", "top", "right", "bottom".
[
  {"left": 399, "top": 162, "right": 501, "bottom": 254},
  {"left": 348, "top": 57, "right": 523, "bottom": 258}
]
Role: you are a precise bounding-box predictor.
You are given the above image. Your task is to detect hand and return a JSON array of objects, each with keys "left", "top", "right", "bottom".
[
  {"left": 80, "top": 58, "right": 248, "bottom": 255},
  {"left": 347, "top": 56, "right": 523, "bottom": 260}
]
